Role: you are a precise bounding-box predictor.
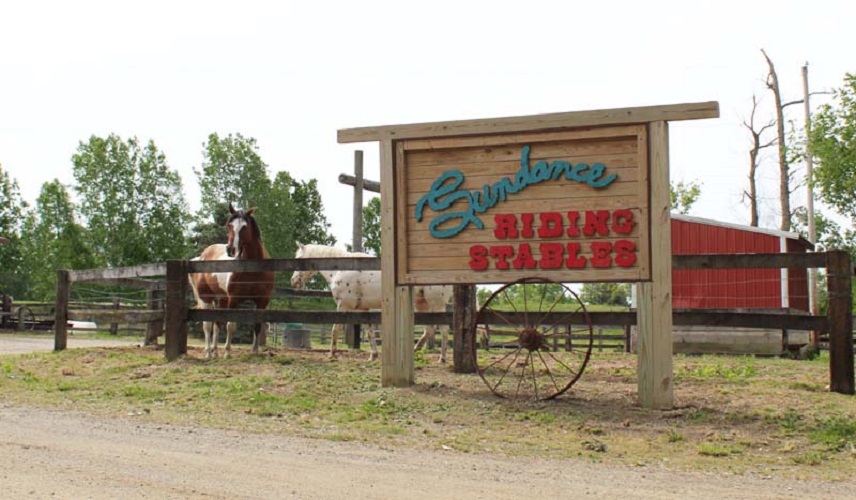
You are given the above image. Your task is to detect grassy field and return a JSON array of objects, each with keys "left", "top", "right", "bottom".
[{"left": 1, "top": 339, "right": 855, "bottom": 481}]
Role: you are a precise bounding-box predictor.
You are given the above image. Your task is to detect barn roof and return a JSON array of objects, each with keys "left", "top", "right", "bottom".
[{"left": 672, "top": 214, "right": 814, "bottom": 250}]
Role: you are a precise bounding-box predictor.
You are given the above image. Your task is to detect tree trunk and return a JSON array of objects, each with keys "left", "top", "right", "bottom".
[
  {"left": 743, "top": 95, "right": 774, "bottom": 227},
  {"left": 762, "top": 49, "right": 791, "bottom": 232}
]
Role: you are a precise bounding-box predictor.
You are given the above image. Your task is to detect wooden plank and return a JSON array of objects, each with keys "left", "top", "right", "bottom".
[
  {"left": 186, "top": 308, "right": 826, "bottom": 332},
  {"left": 54, "top": 270, "right": 70, "bottom": 351},
  {"left": 338, "top": 101, "right": 720, "bottom": 143},
  {"left": 69, "top": 263, "right": 166, "bottom": 282},
  {"left": 76, "top": 277, "right": 166, "bottom": 291},
  {"left": 674, "top": 311, "right": 825, "bottom": 331},
  {"left": 452, "top": 285, "right": 477, "bottom": 373},
  {"left": 188, "top": 257, "right": 380, "bottom": 273},
  {"left": 401, "top": 125, "right": 645, "bottom": 151},
  {"left": 190, "top": 309, "right": 448, "bottom": 325},
  {"left": 401, "top": 267, "right": 649, "bottom": 286},
  {"left": 827, "top": 250, "right": 854, "bottom": 394},
  {"left": 381, "top": 139, "right": 414, "bottom": 387},
  {"left": 164, "top": 260, "right": 189, "bottom": 361},
  {"left": 339, "top": 173, "right": 380, "bottom": 193},
  {"left": 637, "top": 121, "right": 673, "bottom": 410},
  {"left": 674, "top": 252, "right": 827, "bottom": 270},
  {"left": 68, "top": 310, "right": 165, "bottom": 323}
]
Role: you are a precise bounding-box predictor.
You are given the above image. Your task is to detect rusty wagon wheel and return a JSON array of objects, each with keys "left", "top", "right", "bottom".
[
  {"left": 15, "top": 306, "right": 36, "bottom": 331},
  {"left": 472, "top": 277, "right": 593, "bottom": 400}
]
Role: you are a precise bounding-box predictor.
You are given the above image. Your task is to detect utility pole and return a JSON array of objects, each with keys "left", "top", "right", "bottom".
[{"left": 803, "top": 63, "right": 819, "bottom": 343}]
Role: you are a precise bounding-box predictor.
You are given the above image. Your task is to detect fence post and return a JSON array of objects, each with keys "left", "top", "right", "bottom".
[
  {"left": 145, "top": 289, "right": 164, "bottom": 346},
  {"left": 352, "top": 150, "right": 364, "bottom": 253},
  {"left": 110, "top": 297, "right": 120, "bottom": 335},
  {"left": 453, "top": 285, "right": 477, "bottom": 373},
  {"left": 1, "top": 292, "right": 10, "bottom": 329},
  {"left": 54, "top": 270, "right": 70, "bottom": 351},
  {"left": 827, "top": 250, "right": 854, "bottom": 395},
  {"left": 164, "top": 260, "right": 189, "bottom": 361}
]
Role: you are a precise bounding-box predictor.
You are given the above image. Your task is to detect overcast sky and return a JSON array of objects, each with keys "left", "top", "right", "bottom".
[{"left": 1, "top": 0, "right": 853, "bottom": 246}]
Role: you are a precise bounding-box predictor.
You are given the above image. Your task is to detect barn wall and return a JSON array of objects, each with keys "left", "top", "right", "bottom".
[
  {"left": 671, "top": 219, "right": 782, "bottom": 309},
  {"left": 786, "top": 238, "right": 811, "bottom": 311}
]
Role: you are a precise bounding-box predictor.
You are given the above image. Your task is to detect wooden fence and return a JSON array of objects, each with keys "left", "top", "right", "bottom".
[{"left": 53, "top": 250, "right": 854, "bottom": 395}]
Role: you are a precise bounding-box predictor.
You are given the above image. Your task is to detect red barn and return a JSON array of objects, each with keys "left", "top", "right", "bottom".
[
  {"left": 671, "top": 214, "right": 812, "bottom": 312},
  {"left": 632, "top": 214, "right": 814, "bottom": 355}
]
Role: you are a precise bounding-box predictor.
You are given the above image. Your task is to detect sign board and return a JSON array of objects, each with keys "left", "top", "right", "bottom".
[{"left": 397, "top": 126, "right": 649, "bottom": 285}]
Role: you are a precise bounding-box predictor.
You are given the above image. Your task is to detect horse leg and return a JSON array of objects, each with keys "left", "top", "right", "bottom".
[
  {"left": 367, "top": 325, "right": 378, "bottom": 362},
  {"left": 224, "top": 322, "right": 236, "bottom": 358},
  {"left": 414, "top": 326, "right": 428, "bottom": 352},
  {"left": 439, "top": 324, "right": 450, "bottom": 364},
  {"left": 329, "top": 323, "right": 341, "bottom": 360},
  {"left": 203, "top": 321, "right": 214, "bottom": 359},
  {"left": 251, "top": 321, "right": 266, "bottom": 354}
]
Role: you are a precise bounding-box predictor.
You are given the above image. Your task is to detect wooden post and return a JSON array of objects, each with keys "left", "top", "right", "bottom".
[
  {"left": 109, "top": 297, "right": 120, "bottom": 335},
  {"left": 636, "top": 121, "right": 674, "bottom": 409},
  {"left": 827, "top": 250, "right": 854, "bottom": 395},
  {"left": 353, "top": 150, "right": 364, "bottom": 253},
  {"left": 164, "top": 260, "right": 189, "bottom": 361},
  {"left": 624, "top": 324, "right": 632, "bottom": 353},
  {"left": 54, "top": 270, "right": 70, "bottom": 351},
  {"left": 1, "top": 292, "right": 11, "bottom": 329},
  {"left": 380, "top": 139, "right": 414, "bottom": 386},
  {"left": 145, "top": 289, "right": 164, "bottom": 346},
  {"left": 452, "top": 285, "right": 477, "bottom": 373}
]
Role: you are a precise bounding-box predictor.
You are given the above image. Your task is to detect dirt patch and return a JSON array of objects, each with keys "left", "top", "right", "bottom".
[
  {"left": 2, "top": 343, "right": 856, "bottom": 498},
  {"left": 0, "top": 332, "right": 140, "bottom": 354},
  {"left": 1, "top": 404, "right": 854, "bottom": 500}
]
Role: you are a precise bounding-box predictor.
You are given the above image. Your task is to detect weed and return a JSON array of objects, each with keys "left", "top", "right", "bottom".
[
  {"left": 809, "top": 416, "right": 856, "bottom": 451},
  {"left": 779, "top": 409, "right": 802, "bottom": 435},
  {"left": 698, "top": 441, "right": 745, "bottom": 457},
  {"left": 792, "top": 451, "right": 826, "bottom": 465},
  {"left": 666, "top": 428, "right": 684, "bottom": 443}
]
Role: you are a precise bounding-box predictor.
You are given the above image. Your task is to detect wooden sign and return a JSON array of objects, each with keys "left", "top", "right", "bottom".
[{"left": 396, "top": 126, "right": 649, "bottom": 285}]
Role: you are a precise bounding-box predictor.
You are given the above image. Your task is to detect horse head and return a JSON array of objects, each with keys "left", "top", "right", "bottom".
[
  {"left": 290, "top": 242, "right": 311, "bottom": 288},
  {"left": 226, "top": 203, "right": 260, "bottom": 259}
]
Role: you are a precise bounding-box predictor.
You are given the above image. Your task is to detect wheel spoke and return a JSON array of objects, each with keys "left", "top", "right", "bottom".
[
  {"left": 501, "top": 288, "right": 518, "bottom": 316},
  {"left": 491, "top": 348, "right": 524, "bottom": 393},
  {"left": 545, "top": 349, "right": 579, "bottom": 375},
  {"left": 514, "top": 351, "right": 532, "bottom": 398},
  {"left": 529, "top": 350, "right": 540, "bottom": 399},
  {"left": 485, "top": 308, "right": 521, "bottom": 331},
  {"left": 481, "top": 345, "right": 521, "bottom": 372},
  {"left": 536, "top": 349, "right": 563, "bottom": 394},
  {"left": 522, "top": 284, "right": 529, "bottom": 327}
]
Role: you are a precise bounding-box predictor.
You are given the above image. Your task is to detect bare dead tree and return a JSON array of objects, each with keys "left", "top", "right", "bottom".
[
  {"left": 761, "top": 48, "right": 791, "bottom": 232},
  {"left": 742, "top": 95, "right": 777, "bottom": 226}
]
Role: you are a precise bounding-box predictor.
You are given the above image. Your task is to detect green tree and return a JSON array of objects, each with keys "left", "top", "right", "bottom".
[
  {"left": 195, "top": 133, "right": 272, "bottom": 218},
  {"left": 18, "top": 181, "right": 97, "bottom": 300},
  {"left": 189, "top": 202, "right": 232, "bottom": 256},
  {"left": 72, "top": 135, "right": 192, "bottom": 266},
  {"left": 579, "top": 283, "right": 631, "bottom": 307},
  {"left": 263, "top": 171, "right": 298, "bottom": 259},
  {"left": 0, "top": 164, "right": 28, "bottom": 297},
  {"left": 291, "top": 178, "right": 336, "bottom": 248},
  {"left": 361, "top": 196, "right": 381, "bottom": 256},
  {"left": 670, "top": 180, "right": 702, "bottom": 215},
  {"left": 811, "top": 73, "right": 856, "bottom": 219}
]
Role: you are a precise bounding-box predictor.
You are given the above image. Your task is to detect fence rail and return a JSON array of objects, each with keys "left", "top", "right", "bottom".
[{"left": 52, "top": 250, "right": 854, "bottom": 395}]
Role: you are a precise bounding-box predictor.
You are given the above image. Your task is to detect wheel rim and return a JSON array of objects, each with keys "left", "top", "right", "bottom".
[{"left": 471, "top": 277, "right": 594, "bottom": 400}]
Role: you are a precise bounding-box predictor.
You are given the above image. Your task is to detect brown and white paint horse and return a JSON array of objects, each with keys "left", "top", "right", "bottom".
[
  {"left": 289, "top": 243, "right": 453, "bottom": 362},
  {"left": 189, "top": 204, "right": 274, "bottom": 358}
]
